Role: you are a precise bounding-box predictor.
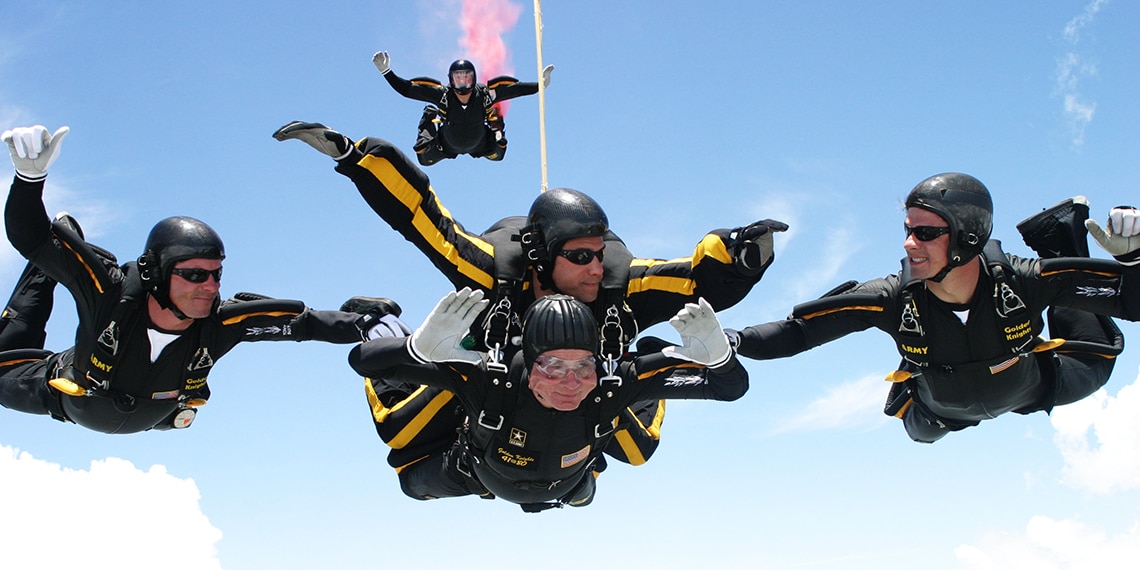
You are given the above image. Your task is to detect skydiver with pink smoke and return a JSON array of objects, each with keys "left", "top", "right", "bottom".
[{"left": 370, "top": 51, "right": 552, "bottom": 166}]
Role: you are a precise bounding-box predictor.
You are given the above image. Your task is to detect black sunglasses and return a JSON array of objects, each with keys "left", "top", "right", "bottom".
[
  {"left": 170, "top": 267, "right": 223, "bottom": 283},
  {"left": 556, "top": 248, "right": 604, "bottom": 265},
  {"left": 904, "top": 225, "right": 951, "bottom": 242}
]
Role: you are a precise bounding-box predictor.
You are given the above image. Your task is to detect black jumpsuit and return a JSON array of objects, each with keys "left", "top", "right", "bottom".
[
  {"left": 380, "top": 69, "right": 538, "bottom": 163},
  {"left": 734, "top": 247, "right": 1138, "bottom": 442},
  {"left": 348, "top": 336, "right": 748, "bottom": 508},
  {"left": 0, "top": 176, "right": 367, "bottom": 433}
]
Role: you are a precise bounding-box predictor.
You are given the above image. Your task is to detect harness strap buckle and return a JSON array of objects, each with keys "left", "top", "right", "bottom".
[
  {"left": 477, "top": 410, "right": 504, "bottom": 431},
  {"left": 486, "top": 359, "right": 508, "bottom": 375},
  {"left": 599, "top": 354, "right": 622, "bottom": 387}
]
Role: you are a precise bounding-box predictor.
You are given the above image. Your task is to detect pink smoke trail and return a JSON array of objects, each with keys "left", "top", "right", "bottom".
[{"left": 459, "top": 0, "right": 524, "bottom": 116}]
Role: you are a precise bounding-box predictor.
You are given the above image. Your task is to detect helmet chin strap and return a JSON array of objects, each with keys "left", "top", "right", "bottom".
[
  {"left": 151, "top": 286, "right": 192, "bottom": 320},
  {"left": 927, "top": 253, "right": 972, "bottom": 283},
  {"left": 928, "top": 264, "right": 954, "bottom": 283},
  {"left": 533, "top": 262, "right": 562, "bottom": 295}
]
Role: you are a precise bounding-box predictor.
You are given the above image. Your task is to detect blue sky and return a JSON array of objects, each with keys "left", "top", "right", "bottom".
[{"left": 2, "top": 1, "right": 1140, "bottom": 568}]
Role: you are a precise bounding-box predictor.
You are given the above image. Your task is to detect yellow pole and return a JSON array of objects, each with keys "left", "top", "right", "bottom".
[{"left": 533, "top": 0, "right": 548, "bottom": 192}]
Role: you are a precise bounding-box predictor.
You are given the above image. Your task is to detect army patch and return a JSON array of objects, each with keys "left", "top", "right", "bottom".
[{"left": 509, "top": 427, "right": 527, "bottom": 448}]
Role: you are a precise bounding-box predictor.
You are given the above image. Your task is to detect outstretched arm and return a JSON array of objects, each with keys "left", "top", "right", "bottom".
[
  {"left": 733, "top": 279, "right": 890, "bottom": 360},
  {"left": 372, "top": 50, "right": 446, "bottom": 104},
  {"left": 620, "top": 219, "right": 789, "bottom": 328},
  {"left": 485, "top": 76, "right": 539, "bottom": 102}
]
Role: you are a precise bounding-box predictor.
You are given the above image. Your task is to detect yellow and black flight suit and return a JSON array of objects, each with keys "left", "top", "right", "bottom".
[{"left": 328, "top": 137, "right": 775, "bottom": 485}]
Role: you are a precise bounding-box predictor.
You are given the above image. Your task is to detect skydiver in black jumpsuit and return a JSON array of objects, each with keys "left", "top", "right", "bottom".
[
  {"left": 371, "top": 50, "right": 553, "bottom": 165},
  {"left": 729, "top": 173, "right": 1139, "bottom": 443},
  {"left": 0, "top": 125, "right": 398, "bottom": 433}
]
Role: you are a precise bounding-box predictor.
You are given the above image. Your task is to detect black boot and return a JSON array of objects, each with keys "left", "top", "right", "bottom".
[{"left": 1017, "top": 196, "right": 1090, "bottom": 258}]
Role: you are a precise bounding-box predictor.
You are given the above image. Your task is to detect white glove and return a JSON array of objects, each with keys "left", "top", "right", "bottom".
[
  {"left": 367, "top": 313, "right": 413, "bottom": 340},
  {"left": 1108, "top": 207, "right": 1140, "bottom": 237},
  {"left": 1086, "top": 208, "right": 1140, "bottom": 265},
  {"left": 541, "top": 64, "right": 554, "bottom": 88},
  {"left": 2, "top": 125, "right": 69, "bottom": 181},
  {"left": 409, "top": 287, "right": 488, "bottom": 364},
  {"left": 372, "top": 51, "right": 391, "bottom": 74},
  {"left": 662, "top": 297, "right": 732, "bottom": 367}
]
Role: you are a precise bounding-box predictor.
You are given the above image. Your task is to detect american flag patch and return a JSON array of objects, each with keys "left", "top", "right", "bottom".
[
  {"left": 989, "top": 356, "right": 1020, "bottom": 375},
  {"left": 561, "top": 445, "right": 591, "bottom": 468}
]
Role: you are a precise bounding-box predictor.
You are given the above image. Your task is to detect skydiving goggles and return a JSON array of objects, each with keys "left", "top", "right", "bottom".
[
  {"left": 450, "top": 70, "right": 474, "bottom": 88},
  {"left": 170, "top": 267, "right": 223, "bottom": 283},
  {"left": 903, "top": 225, "right": 951, "bottom": 242},
  {"left": 533, "top": 354, "right": 597, "bottom": 380},
  {"left": 556, "top": 248, "right": 605, "bottom": 265}
]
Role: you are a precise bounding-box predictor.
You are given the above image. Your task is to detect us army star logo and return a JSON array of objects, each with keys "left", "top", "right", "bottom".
[{"left": 509, "top": 427, "right": 527, "bottom": 448}]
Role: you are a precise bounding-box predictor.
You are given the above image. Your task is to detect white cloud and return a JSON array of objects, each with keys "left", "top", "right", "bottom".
[
  {"left": 1062, "top": 0, "right": 1110, "bottom": 43},
  {"left": 955, "top": 515, "right": 1140, "bottom": 569},
  {"left": 0, "top": 445, "right": 222, "bottom": 570},
  {"left": 1050, "top": 367, "right": 1140, "bottom": 494},
  {"left": 1054, "top": 0, "right": 1110, "bottom": 148},
  {"left": 774, "top": 373, "right": 888, "bottom": 433}
]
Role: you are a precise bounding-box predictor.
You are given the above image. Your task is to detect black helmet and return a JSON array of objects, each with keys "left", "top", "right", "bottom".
[
  {"left": 905, "top": 173, "right": 992, "bottom": 276},
  {"left": 527, "top": 188, "right": 608, "bottom": 257},
  {"left": 522, "top": 294, "right": 600, "bottom": 368},
  {"left": 522, "top": 188, "right": 609, "bottom": 290},
  {"left": 138, "top": 216, "right": 225, "bottom": 314},
  {"left": 448, "top": 59, "right": 477, "bottom": 95}
]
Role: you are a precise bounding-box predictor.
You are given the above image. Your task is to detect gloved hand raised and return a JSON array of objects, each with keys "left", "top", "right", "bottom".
[
  {"left": 409, "top": 287, "right": 488, "bottom": 364},
  {"left": 730, "top": 219, "right": 789, "bottom": 276},
  {"left": 372, "top": 51, "right": 391, "bottom": 74},
  {"left": 662, "top": 297, "right": 732, "bottom": 367},
  {"left": 2, "top": 125, "right": 69, "bottom": 181},
  {"left": 541, "top": 64, "right": 554, "bottom": 88},
  {"left": 1087, "top": 206, "right": 1140, "bottom": 265}
]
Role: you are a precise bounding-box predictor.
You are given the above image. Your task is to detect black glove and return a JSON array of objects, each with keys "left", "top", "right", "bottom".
[
  {"left": 340, "top": 296, "right": 402, "bottom": 317},
  {"left": 730, "top": 219, "right": 789, "bottom": 276},
  {"left": 340, "top": 296, "right": 404, "bottom": 340}
]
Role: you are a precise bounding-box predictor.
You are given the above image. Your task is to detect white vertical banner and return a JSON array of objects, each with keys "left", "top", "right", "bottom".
[{"left": 533, "top": 0, "right": 548, "bottom": 193}]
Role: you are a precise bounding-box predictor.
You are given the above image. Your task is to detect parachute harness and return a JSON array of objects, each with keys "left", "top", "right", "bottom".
[
  {"left": 598, "top": 304, "right": 624, "bottom": 387},
  {"left": 482, "top": 291, "right": 515, "bottom": 371}
]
